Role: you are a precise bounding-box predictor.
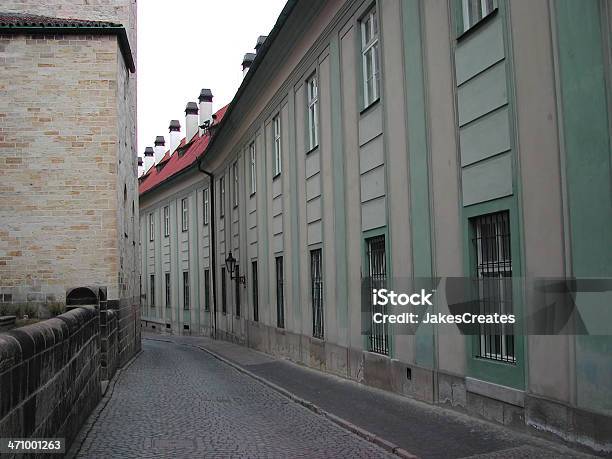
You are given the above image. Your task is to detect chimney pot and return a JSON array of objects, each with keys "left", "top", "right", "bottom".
[
  {"left": 198, "top": 88, "right": 214, "bottom": 135},
  {"left": 169, "top": 120, "right": 181, "bottom": 132},
  {"left": 198, "top": 88, "right": 213, "bottom": 103},
  {"left": 255, "top": 35, "right": 267, "bottom": 53},
  {"left": 143, "top": 147, "right": 154, "bottom": 174},
  {"left": 168, "top": 120, "right": 182, "bottom": 154},
  {"left": 185, "top": 102, "right": 199, "bottom": 141},
  {"left": 153, "top": 136, "right": 166, "bottom": 163}
]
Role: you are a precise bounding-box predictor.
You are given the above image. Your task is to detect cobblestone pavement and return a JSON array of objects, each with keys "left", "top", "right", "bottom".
[{"left": 75, "top": 339, "right": 393, "bottom": 458}]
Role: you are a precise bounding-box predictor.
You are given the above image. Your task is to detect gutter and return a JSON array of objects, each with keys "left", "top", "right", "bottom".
[
  {"left": 197, "top": 163, "right": 218, "bottom": 340},
  {"left": 0, "top": 25, "right": 136, "bottom": 72}
]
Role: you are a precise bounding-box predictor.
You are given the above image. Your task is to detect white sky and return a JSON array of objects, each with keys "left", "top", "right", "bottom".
[{"left": 136, "top": 0, "right": 287, "bottom": 155}]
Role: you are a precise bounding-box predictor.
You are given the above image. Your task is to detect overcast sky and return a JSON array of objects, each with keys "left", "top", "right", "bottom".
[{"left": 136, "top": 0, "right": 287, "bottom": 155}]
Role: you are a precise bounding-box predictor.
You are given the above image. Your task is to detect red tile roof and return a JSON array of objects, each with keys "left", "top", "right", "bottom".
[{"left": 138, "top": 105, "right": 228, "bottom": 195}]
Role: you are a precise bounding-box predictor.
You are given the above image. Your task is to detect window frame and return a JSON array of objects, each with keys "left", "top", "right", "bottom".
[
  {"left": 249, "top": 142, "right": 256, "bottom": 195},
  {"left": 461, "top": 0, "right": 496, "bottom": 33},
  {"left": 164, "top": 272, "right": 171, "bottom": 308},
  {"left": 163, "top": 205, "right": 170, "bottom": 237},
  {"left": 221, "top": 267, "right": 227, "bottom": 314},
  {"left": 149, "top": 213, "right": 154, "bottom": 241},
  {"left": 203, "top": 188, "right": 209, "bottom": 225},
  {"left": 204, "top": 269, "right": 210, "bottom": 311},
  {"left": 275, "top": 256, "right": 285, "bottom": 328},
  {"left": 311, "top": 248, "right": 324, "bottom": 339},
  {"left": 360, "top": 6, "right": 380, "bottom": 108},
  {"left": 273, "top": 115, "right": 282, "bottom": 177},
  {"left": 181, "top": 197, "right": 189, "bottom": 232},
  {"left": 252, "top": 260, "right": 259, "bottom": 322},
  {"left": 307, "top": 73, "right": 319, "bottom": 151},
  {"left": 183, "top": 271, "right": 190, "bottom": 310},
  {"left": 232, "top": 160, "right": 239, "bottom": 208},
  {"left": 235, "top": 263, "right": 241, "bottom": 317},
  {"left": 149, "top": 274, "right": 155, "bottom": 308},
  {"left": 219, "top": 176, "right": 225, "bottom": 218}
]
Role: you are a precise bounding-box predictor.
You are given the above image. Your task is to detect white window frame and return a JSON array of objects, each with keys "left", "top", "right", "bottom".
[
  {"left": 181, "top": 197, "right": 188, "bottom": 232},
  {"left": 219, "top": 176, "right": 225, "bottom": 218},
  {"left": 249, "top": 142, "right": 256, "bottom": 195},
  {"left": 149, "top": 213, "right": 154, "bottom": 241},
  {"left": 232, "top": 160, "right": 239, "bottom": 208},
  {"left": 462, "top": 0, "right": 496, "bottom": 32},
  {"left": 361, "top": 7, "right": 380, "bottom": 108},
  {"left": 273, "top": 115, "right": 282, "bottom": 176},
  {"left": 203, "top": 187, "right": 209, "bottom": 225},
  {"left": 307, "top": 74, "right": 319, "bottom": 150},
  {"left": 163, "top": 205, "right": 169, "bottom": 237}
]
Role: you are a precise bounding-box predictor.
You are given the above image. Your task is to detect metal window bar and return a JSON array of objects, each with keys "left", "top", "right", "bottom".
[
  {"left": 252, "top": 261, "right": 259, "bottom": 322},
  {"left": 311, "top": 249, "right": 324, "bottom": 339},
  {"left": 204, "top": 269, "right": 210, "bottom": 311},
  {"left": 472, "top": 211, "right": 515, "bottom": 363},
  {"left": 366, "top": 235, "right": 388, "bottom": 355},
  {"left": 165, "top": 273, "right": 171, "bottom": 308},
  {"left": 183, "top": 272, "right": 190, "bottom": 310},
  {"left": 221, "top": 267, "right": 227, "bottom": 314},
  {"left": 235, "top": 264, "right": 241, "bottom": 317},
  {"left": 276, "top": 257, "right": 285, "bottom": 328},
  {"left": 150, "top": 274, "right": 155, "bottom": 308}
]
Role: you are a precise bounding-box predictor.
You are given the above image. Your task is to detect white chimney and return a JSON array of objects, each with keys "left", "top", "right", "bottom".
[
  {"left": 154, "top": 136, "right": 165, "bottom": 164},
  {"left": 143, "top": 147, "right": 154, "bottom": 173},
  {"left": 198, "top": 89, "right": 213, "bottom": 136},
  {"left": 185, "top": 102, "right": 199, "bottom": 141},
  {"left": 168, "top": 120, "right": 182, "bottom": 154},
  {"left": 242, "top": 53, "right": 255, "bottom": 77},
  {"left": 137, "top": 156, "right": 144, "bottom": 177}
]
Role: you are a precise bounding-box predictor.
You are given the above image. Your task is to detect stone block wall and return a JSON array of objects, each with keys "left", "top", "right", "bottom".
[
  {"left": 100, "top": 308, "right": 118, "bottom": 381},
  {"left": 0, "top": 306, "right": 101, "bottom": 451}
]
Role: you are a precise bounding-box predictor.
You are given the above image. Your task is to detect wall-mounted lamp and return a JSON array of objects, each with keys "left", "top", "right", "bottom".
[{"left": 225, "top": 251, "right": 246, "bottom": 285}]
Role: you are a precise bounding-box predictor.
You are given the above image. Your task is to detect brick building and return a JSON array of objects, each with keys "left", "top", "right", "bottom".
[{"left": 0, "top": 1, "right": 140, "bottom": 364}]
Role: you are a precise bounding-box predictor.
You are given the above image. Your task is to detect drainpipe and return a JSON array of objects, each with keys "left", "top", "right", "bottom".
[{"left": 198, "top": 162, "right": 217, "bottom": 340}]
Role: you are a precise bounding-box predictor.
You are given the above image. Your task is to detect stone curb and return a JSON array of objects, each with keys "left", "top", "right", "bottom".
[
  {"left": 66, "top": 348, "right": 144, "bottom": 459},
  {"left": 192, "top": 342, "right": 419, "bottom": 459}
]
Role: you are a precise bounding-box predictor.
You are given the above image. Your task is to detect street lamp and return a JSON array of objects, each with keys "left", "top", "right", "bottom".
[{"left": 225, "top": 251, "right": 246, "bottom": 285}]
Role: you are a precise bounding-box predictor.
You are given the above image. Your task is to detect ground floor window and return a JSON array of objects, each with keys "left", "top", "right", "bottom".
[
  {"left": 311, "top": 249, "right": 323, "bottom": 339},
  {"left": 221, "top": 267, "right": 227, "bottom": 314},
  {"left": 204, "top": 269, "right": 210, "bottom": 311},
  {"left": 150, "top": 274, "right": 155, "bottom": 308},
  {"left": 165, "top": 273, "right": 171, "bottom": 308},
  {"left": 252, "top": 261, "right": 259, "bottom": 322},
  {"left": 235, "top": 264, "right": 241, "bottom": 317},
  {"left": 366, "top": 235, "right": 388, "bottom": 355},
  {"left": 276, "top": 256, "right": 284, "bottom": 328},
  {"left": 183, "top": 272, "right": 190, "bottom": 310}
]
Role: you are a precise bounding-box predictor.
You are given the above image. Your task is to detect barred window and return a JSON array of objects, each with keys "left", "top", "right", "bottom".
[
  {"left": 311, "top": 249, "right": 323, "bottom": 339},
  {"left": 235, "top": 263, "right": 241, "bottom": 317},
  {"left": 471, "top": 211, "right": 515, "bottom": 363},
  {"left": 276, "top": 256, "right": 284, "bottom": 328},
  {"left": 366, "top": 235, "right": 388, "bottom": 355},
  {"left": 204, "top": 269, "right": 210, "bottom": 311},
  {"left": 165, "top": 273, "right": 171, "bottom": 308},
  {"left": 150, "top": 274, "right": 155, "bottom": 308},
  {"left": 252, "top": 261, "right": 259, "bottom": 322},
  {"left": 221, "top": 267, "right": 227, "bottom": 314},
  {"left": 183, "top": 271, "right": 190, "bottom": 310}
]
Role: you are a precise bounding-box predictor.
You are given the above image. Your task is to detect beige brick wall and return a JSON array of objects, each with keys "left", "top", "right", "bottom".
[{"left": 0, "top": 33, "right": 131, "bottom": 307}]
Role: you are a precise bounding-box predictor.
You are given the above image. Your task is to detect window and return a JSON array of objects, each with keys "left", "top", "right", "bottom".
[
  {"left": 366, "top": 235, "right": 388, "bottom": 355},
  {"left": 273, "top": 115, "right": 282, "bottom": 176},
  {"left": 462, "top": 0, "right": 495, "bottom": 32},
  {"left": 471, "top": 211, "right": 515, "bottom": 363},
  {"left": 149, "top": 213, "right": 154, "bottom": 241},
  {"left": 221, "top": 267, "right": 227, "bottom": 314},
  {"left": 232, "top": 161, "right": 239, "bottom": 208},
  {"left": 235, "top": 263, "right": 241, "bottom": 317},
  {"left": 163, "top": 206, "right": 170, "bottom": 237},
  {"left": 219, "top": 177, "right": 225, "bottom": 218},
  {"left": 149, "top": 274, "right": 155, "bottom": 308},
  {"left": 252, "top": 261, "right": 259, "bottom": 322},
  {"left": 165, "top": 273, "right": 171, "bottom": 308},
  {"left": 203, "top": 188, "right": 209, "bottom": 225},
  {"left": 204, "top": 269, "right": 210, "bottom": 311},
  {"left": 181, "top": 198, "right": 188, "bottom": 232},
  {"left": 183, "top": 271, "right": 190, "bottom": 310},
  {"left": 249, "top": 142, "right": 256, "bottom": 195},
  {"left": 307, "top": 74, "right": 319, "bottom": 150},
  {"left": 311, "top": 249, "right": 323, "bottom": 339},
  {"left": 361, "top": 7, "right": 380, "bottom": 108},
  {"left": 276, "top": 256, "right": 284, "bottom": 328}
]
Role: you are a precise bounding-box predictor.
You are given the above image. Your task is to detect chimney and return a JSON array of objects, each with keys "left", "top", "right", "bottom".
[
  {"left": 198, "top": 88, "right": 213, "bottom": 135},
  {"left": 185, "top": 102, "right": 199, "bottom": 141},
  {"left": 242, "top": 53, "right": 255, "bottom": 77},
  {"left": 154, "top": 136, "right": 166, "bottom": 164},
  {"left": 168, "top": 120, "right": 181, "bottom": 154},
  {"left": 255, "top": 35, "right": 267, "bottom": 53},
  {"left": 143, "top": 147, "right": 154, "bottom": 173},
  {"left": 137, "top": 156, "right": 144, "bottom": 177}
]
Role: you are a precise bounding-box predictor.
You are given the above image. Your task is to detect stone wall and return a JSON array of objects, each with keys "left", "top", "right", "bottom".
[
  {"left": 100, "top": 308, "right": 118, "bottom": 381},
  {"left": 0, "top": 307, "right": 101, "bottom": 450}
]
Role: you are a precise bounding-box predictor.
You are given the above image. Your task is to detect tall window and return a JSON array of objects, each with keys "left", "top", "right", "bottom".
[
  {"left": 203, "top": 188, "right": 209, "bottom": 225},
  {"left": 235, "top": 263, "right": 241, "bottom": 317},
  {"left": 252, "top": 261, "right": 259, "bottom": 322},
  {"left": 149, "top": 274, "right": 155, "bottom": 308},
  {"left": 311, "top": 249, "right": 323, "bottom": 339},
  {"left": 361, "top": 7, "right": 380, "bottom": 107},
  {"left": 462, "top": 0, "right": 495, "bottom": 32},
  {"left": 165, "top": 273, "right": 171, "bottom": 308},
  {"left": 183, "top": 271, "right": 190, "bottom": 310},
  {"left": 307, "top": 74, "right": 319, "bottom": 150},
  {"left": 276, "top": 256, "right": 285, "bottom": 328},
  {"left": 232, "top": 161, "right": 239, "bottom": 208},
  {"left": 273, "top": 115, "right": 282, "bottom": 176},
  {"left": 163, "top": 206, "right": 170, "bottom": 237},
  {"left": 149, "top": 213, "right": 154, "bottom": 241},
  {"left": 181, "top": 198, "right": 188, "bottom": 232},
  {"left": 366, "top": 235, "right": 388, "bottom": 355},
  {"left": 471, "top": 211, "right": 515, "bottom": 363},
  {"left": 249, "top": 142, "right": 256, "bottom": 195},
  {"left": 221, "top": 267, "right": 227, "bottom": 314},
  {"left": 204, "top": 269, "right": 210, "bottom": 311},
  {"left": 219, "top": 177, "right": 225, "bottom": 218}
]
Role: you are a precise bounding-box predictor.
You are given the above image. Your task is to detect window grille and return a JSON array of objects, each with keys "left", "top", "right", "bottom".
[
  {"left": 150, "top": 274, "right": 155, "bottom": 308},
  {"left": 165, "top": 273, "right": 171, "bottom": 308},
  {"left": 221, "top": 267, "right": 227, "bottom": 314},
  {"left": 252, "top": 261, "right": 259, "bottom": 322},
  {"left": 366, "top": 235, "right": 388, "bottom": 355},
  {"left": 204, "top": 269, "right": 210, "bottom": 311},
  {"left": 276, "top": 256, "right": 285, "bottom": 328},
  {"left": 235, "top": 263, "right": 241, "bottom": 317},
  {"left": 311, "top": 249, "right": 324, "bottom": 339},
  {"left": 183, "top": 271, "right": 190, "bottom": 310}
]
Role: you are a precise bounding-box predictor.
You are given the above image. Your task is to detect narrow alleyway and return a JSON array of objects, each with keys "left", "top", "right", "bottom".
[{"left": 73, "top": 337, "right": 593, "bottom": 459}]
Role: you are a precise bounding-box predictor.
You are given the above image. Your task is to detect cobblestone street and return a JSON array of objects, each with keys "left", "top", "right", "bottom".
[{"left": 75, "top": 339, "right": 392, "bottom": 458}]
